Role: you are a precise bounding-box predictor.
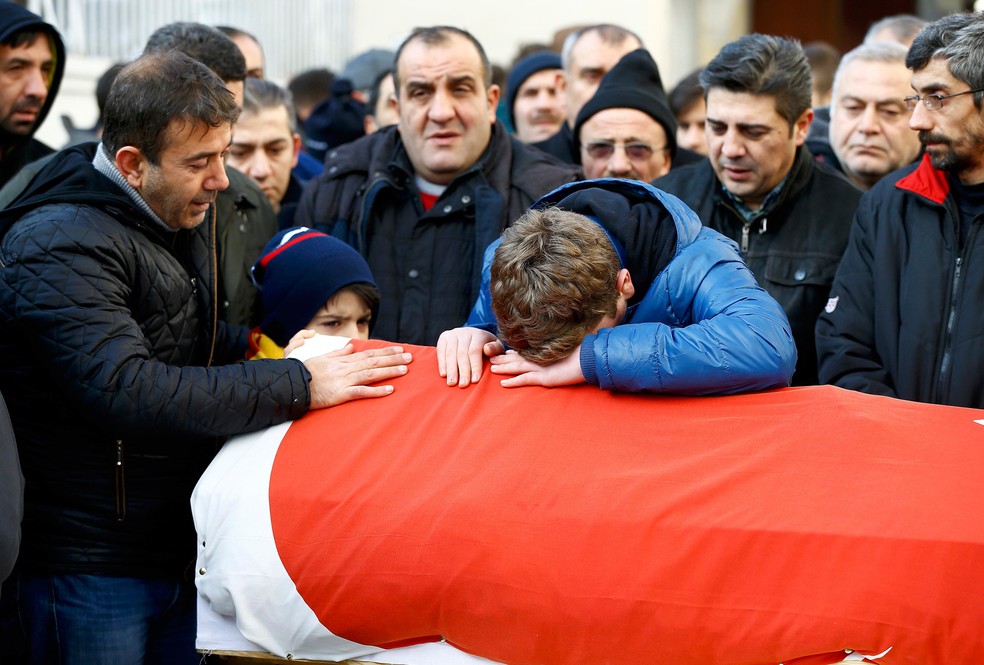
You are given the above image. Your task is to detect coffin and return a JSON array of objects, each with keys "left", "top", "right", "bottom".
[{"left": 193, "top": 338, "right": 984, "bottom": 665}]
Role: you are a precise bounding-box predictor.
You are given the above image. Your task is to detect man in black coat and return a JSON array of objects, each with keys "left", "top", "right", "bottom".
[
  {"left": 817, "top": 12, "right": 984, "bottom": 408},
  {"left": 0, "top": 51, "right": 410, "bottom": 664},
  {"left": 296, "top": 26, "right": 580, "bottom": 345},
  {"left": 654, "top": 34, "right": 862, "bottom": 385},
  {"left": 0, "top": 2, "right": 64, "bottom": 189}
]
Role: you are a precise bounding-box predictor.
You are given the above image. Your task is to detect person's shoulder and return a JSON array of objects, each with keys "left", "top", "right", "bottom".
[
  {"left": 652, "top": 159, "right": 714, "bottom": 194},
  {"left": 809, "top": 157, "right": 863, "bottom": 196},
  {"left": 510, "top": 137, "right": 581, "bottom": 178},
  {"left": 320, "top": 128, "right": 399, "bottom": 182},
  {"left": 222, "top": 164, "right": 274, "bottom": 214}
]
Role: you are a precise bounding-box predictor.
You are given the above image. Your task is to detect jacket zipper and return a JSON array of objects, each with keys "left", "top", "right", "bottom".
[
  {"left": 935, "top": 206, "right": 977, "bottom": 403},
  {"left": 205, "top": 205, "right": 218, "bottom": 367},
  {"left": 114, "top": 439, "right": 126, "bottom": 521}
]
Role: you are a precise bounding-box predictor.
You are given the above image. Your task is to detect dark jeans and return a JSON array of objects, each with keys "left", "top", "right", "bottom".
[{"left": 0, "top": 569, "right": 201, "bottom": 664}]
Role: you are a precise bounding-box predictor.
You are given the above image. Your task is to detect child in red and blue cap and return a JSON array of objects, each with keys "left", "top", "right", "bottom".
[{"left": 248, "top": 226, "right": 380, "bottom": 359}]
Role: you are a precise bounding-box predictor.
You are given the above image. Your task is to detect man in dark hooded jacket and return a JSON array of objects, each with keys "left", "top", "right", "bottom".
[
  {"left": 0, "top": 1, "right": 64, "bottom": 189},
  {"left": 0, "top": 51, "right": 410, "bottom": 664}
]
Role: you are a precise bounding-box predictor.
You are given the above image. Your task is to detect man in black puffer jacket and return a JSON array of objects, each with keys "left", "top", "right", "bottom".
[
  {"left": 296, "top": 26, "right": 580, "bottom": 346},
  {"left": 654, "top": 34, "right": 862, "bottom": 386},
  {"left": 0, "top": 52, "right": 410, "bottom": 664}
]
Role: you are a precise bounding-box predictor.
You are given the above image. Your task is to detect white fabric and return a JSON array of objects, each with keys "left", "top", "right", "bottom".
[{"left": 192, "top": 334, "right": 496, "bottom": 664}]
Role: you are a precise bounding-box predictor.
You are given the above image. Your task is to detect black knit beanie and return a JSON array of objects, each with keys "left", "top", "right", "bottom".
[{"left": 573, "top": 49, "right": 678, "bottom": 159}]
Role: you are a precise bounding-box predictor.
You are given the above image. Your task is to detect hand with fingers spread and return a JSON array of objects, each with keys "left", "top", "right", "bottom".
[
  {"left": 303, "top": 344, "right": 412, "bottom": 409},
  {"left": 436, "top": 327, "right": 505, "bottom": 388},
  {"left": 489, "top": 346, "right": 585, "bottom": 388}
]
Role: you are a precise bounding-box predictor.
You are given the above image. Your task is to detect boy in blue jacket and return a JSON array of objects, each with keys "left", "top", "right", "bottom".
[{"left": 437, "top": 178, "right": 796, "bottom": 395}]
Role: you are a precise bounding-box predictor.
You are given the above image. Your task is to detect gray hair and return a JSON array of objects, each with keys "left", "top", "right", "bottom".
[
  {"left": 864, "top": 14, "right": 928, "bottom": 45},
  {"left": 906, "top": 12, "right": 984, "bottom": 109},
  {"left": 560, "top": 24, "right": 642, "bottom": 72},
  {"left": 700, "top": 33, "right": 811, "bottom": 130},
  {"left": 831, "top": 41, "right": 909, "bottom": 100},
  {"left": 243, "top": 77, "right": 297, "bottom": 134}
]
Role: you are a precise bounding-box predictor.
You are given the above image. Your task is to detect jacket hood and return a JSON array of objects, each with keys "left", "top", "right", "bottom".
[
  {"left": 532, "top": 178, "right": 702, "bottom": 297},
  {"left": 0, "top": 143, "right": 138, "bottom": 240},
  {"left": 0, "top": 2, "right": 66, "bottom": 145}
]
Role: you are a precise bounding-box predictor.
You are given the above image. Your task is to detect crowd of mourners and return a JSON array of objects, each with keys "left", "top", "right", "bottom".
[{"left": 2, "top": 2, "right": 984, "bottom": 661}]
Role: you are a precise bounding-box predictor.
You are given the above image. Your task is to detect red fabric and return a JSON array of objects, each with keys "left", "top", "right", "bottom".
[
  {"left": 896, "top": 153, "right": 950, "bottom": 204},
  {"left": 269, "top": 341, "right": 984, "bottom": 665},
  {"left": 419, "top": 191, "right": 438, "bottom": 211}
]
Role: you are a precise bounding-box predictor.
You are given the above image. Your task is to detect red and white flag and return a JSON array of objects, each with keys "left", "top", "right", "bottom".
[{"left": 194, "top": 339, "right": 984, "bottom": 665}]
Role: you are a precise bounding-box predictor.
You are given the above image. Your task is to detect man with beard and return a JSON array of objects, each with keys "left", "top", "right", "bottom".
[
  {"left": 817, "top": 11, "right": 984, "bottom": 409},
  {"left": 0, "top": 2, "right": 64, "bottom": 189},
  {"left": 653, "top": 34, "right": 861, "bottom": 385}
]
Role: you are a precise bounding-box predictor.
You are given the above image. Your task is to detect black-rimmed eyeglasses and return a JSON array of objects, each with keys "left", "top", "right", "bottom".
[{"left": 903, "top": 88, "right": 984, "bottom": 111}]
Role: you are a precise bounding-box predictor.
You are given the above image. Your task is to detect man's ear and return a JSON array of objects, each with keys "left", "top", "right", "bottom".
[
  {"left": 486, "top": 84, "right": 501, "bottom": 124},
  {"left": 793, "top": 107, "right": 813, "bottom": 146},
  {"left": 554, "top": 70, "right": 567, "bottom": 94},
  {"left": 616, "top": 268, "right": 635, "bottom": 300},
  {"left": 291, "top": 133, "right": 302, "bottom": 168},
  {"left": 115, "top": 147, "right": 148, "bottom": 190}
]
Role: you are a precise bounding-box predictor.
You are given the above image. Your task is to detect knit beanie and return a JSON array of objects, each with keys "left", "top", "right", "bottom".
[
  {"left": 505, "top": 51, "right": 563, "bottom": 128},
  {"left": 303, "top": 78, "right": 367, "bottom": 161},
  {"left": 251, "top": 227, "right": 378, "bottom": 346},
  {"left": 573, "top": 49, "right": 678, "bottom": 159}
]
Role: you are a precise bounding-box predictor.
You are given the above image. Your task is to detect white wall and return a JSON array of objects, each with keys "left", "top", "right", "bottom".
[
  {"left": 33, "top": 0, "right": 750, "bottom": 150},
  {"left": 349, "top": 0, "right": 748, "bottom": 89}
]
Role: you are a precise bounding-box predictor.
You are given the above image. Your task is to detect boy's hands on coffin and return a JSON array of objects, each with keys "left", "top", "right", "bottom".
[
  {"left": 437, "top": 327, "right": 505, "bottom": 388},
  {"left": 489, "top": 346, "right": 586, "bottom": 388},
  {"left": 304, "top": 344, "right": 412, "bottom": 409}
]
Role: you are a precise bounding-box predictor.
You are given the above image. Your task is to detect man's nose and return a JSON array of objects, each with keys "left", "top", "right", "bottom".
[
  {"left": 428, "top": 88, "right": 455, "bottom": 122},
  {"left": 908, "top": 101, "right": 931, "bottom": 132},
  {"left": 720, "top": 129, "right": 746, "bottom": 158},
  {"left": 248, "top": 152, "right": 272, "bottom": 180},
  {"left": 206, "top": 160, "right": 230, "bottom": 192},
  {"left": 23, "top": 66, "right": 49, "bottom": 101},
  {"left": 606, "top": 145, "right": 633, "bottom": 176}
]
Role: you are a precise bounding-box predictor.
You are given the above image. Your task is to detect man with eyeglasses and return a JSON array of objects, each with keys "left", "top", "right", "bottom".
[
  {"left": 654, "top": 34, "right": 862, "bottom": 385},
  {"left": 575, "top": 49, "right": 675, "bottom": 182},
  {"left": 817, "top": 11, "right": 984, "bottom": 408}
]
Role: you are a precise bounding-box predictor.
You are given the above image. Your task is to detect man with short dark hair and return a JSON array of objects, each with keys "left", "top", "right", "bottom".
[
  {"left": 817, "top": 11, "right": 984, "bottom": 408},
  {"left": 216, "top": 25, "right": 265, "bottom": 78},
  {"left": 0, "top": 51, "right": 411, "bottom": 663},
  {"left": 296, "top": 26, "right": 580, "bottom": 345},
  {"left": 144, "top": 22, "right": 278, "bottom": 328},
  {"left": 654, "top": 34, "right": 862, "bottom": 385},
  {"left": 227, "top": 77, "right": 305, "bottom": 227},
  {"left": 435, "top": 179, "right": 795, "bottom": 393},
  {"left": 0, "top": 2, "right": 64, "bottom": 189}
]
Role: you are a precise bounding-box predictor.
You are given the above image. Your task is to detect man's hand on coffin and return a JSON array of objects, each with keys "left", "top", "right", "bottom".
[
  {"left": 436, "top": 326, "right": 505, "bottom": 388},
  {"left": 304, "top": 344, "right": 413, "bottom": 408},
  {"left": 488, "top": 346, "right": 585, "bottom": 387}
]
